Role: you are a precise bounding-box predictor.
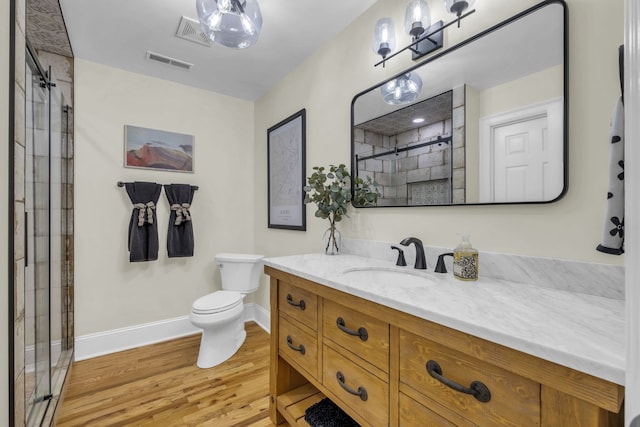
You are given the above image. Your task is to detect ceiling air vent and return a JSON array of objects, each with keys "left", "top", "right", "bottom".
[
  {"left": 176, "top": 16, "right": 213, "bottom": 47},
  {"left": 146, "top": 51, "right": 194, "bottom": 70}
]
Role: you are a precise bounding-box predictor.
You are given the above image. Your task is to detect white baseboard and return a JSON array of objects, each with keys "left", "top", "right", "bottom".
[
  {"left": 74, "top": 303, "right": 271, "bottom": 361},
  {"left": 245, "top": 302, "right": 270, "bottom": 333}
]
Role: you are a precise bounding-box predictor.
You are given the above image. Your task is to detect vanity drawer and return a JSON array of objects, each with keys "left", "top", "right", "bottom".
[
  {"left": 279, "top": 315, "right": 318, "bottom": 379},
  {"left": 279, "top": 281, "right": 318, "bottom": 331},
  {"left": 323, "top": 344, "right": 389, "bottom": 427},
  {"left": 399, "top": 329, "right": 540, "bottom": 426},
  {"left": 323, "top": 299, "right": 389, "bottom": 372}
]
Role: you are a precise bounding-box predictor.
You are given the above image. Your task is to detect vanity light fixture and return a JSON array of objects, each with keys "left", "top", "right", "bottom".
[
  {"left": 373, "top": 0, "right": 476, "bottom": 67},
  {"left": 196, "top": 0, "right": 263, "bottom": 49},
  {"left": 380, "top": 73, "right": 423, "bottom": 105},
  {"left": 445, "top": 0, "right": 476, "bottom": 26},
  {"left": 372, "top": 18, "right": 397, "bottom": 62}
]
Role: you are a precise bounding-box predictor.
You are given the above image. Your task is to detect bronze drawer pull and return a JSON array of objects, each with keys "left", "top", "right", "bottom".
[
  {"left": 336, "top": 317, "right": 368, "bottom": 341},
  {"left": 426, "top": 360, "right": 491, "bottom": 403},
  {"left": 336, "top": 371, "right": 368, "bottom": 401},
  {"left": 286, "top": 294, "right": 306, "bottom": 310},
  {"left": 286, "top": 336, "right": 305, "bottom": 355}
]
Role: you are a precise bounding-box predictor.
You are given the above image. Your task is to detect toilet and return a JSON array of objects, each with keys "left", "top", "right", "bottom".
[{"left": 190, "top": 253, "right": 264, "bottom": 368}]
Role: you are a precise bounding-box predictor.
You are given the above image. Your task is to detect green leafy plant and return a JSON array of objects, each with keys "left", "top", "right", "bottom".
[{"left": 303, "top": 164, "right": 379, "bottom": 253}]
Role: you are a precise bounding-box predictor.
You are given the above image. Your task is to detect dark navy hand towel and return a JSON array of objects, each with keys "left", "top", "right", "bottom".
[
  {"left": 125, "top": 182, "right": 162, "bottom": 262},
  {"left": 164, "top": 184, "right": 196, "bottom": 258}
]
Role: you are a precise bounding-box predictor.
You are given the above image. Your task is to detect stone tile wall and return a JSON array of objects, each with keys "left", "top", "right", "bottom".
[
  {"left": 356, "top": 116, "right": 453, "bottom": 206},
  {"left": 354, "top": 86, "right": 467, "bottom": 206},
  {"left": 14, "top": 0, "right": 27, "bottom": 424},
  {"left": 451, "top": 85, "right": 466, "bottom": 204}
]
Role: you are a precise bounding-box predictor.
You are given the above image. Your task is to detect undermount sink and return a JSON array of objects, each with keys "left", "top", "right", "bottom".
[{"left": 339, "top": 266, "right": 436, "bottom": 287}]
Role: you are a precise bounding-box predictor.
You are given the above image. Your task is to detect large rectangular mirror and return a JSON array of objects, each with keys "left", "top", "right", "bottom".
[{"left": 351, "top": 0, "right": 566, "bottom": 207}]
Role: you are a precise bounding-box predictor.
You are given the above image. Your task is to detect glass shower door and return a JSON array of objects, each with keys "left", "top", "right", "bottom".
[
  {"left": 50, "top": 73, "right": 63, "bottom": 376},
  {"left": 25, "top": 51, "right": 52, "bottom": 424}
]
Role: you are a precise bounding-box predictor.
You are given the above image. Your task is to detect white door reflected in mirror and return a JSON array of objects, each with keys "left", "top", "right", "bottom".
[{"left": 479, "top": 99, "right": 564, "bottom": 203}]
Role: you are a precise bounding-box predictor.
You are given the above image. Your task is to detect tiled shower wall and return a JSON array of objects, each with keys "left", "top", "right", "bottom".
[
  {"left": 12, "top": 0, "right": 74, "bottom": 424},
  {"left": 358, "top": 119, "right": 453, "bottom": 206},
  {"left": 14, "top": 1, "right": 28, "bottom": 425},
  {"left": 451, "top": 85, "right": 465, "bottom": 204},
  {"left": 355, "top": 86, "right": 466, "bottom": 206}
]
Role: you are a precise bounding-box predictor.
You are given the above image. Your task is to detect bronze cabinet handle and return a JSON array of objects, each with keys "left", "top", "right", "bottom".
[
  {"left": 336, "top": 371, "right": 368, "bottom": 401},
  {"left": 336, "top": 317, "right": 368, "bottom": 341},
  {"left": 286, "top": 293, "right": 306, "bottom": 310},
  {"left": 286, "top": 336, "right": 305, "bottom": 355},
  {"left": 426, "top": 360, "right": 491, "bottom": 403}
]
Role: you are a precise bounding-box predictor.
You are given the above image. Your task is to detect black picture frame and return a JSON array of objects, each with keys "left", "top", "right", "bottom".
[{"left": 267, "top": 109, "right": 306, "bottom": 230}]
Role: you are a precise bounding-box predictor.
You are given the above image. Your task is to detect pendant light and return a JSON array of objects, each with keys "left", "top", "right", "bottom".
[
  {"left": 380, "top": 73, "right": 423, "bottom": 105},
  {"left": 196, "top": 0, "right": 263, "bottom": 49}
]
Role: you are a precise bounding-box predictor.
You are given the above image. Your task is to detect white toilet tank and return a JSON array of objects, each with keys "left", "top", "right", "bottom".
[{"left": 215, "top": 253, "right": 264, "bottom": 294}]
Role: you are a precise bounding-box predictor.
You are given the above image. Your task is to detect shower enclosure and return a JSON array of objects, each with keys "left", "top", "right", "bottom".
[{"left": 24, "top": 45, "right": 74, "bottom": 426}]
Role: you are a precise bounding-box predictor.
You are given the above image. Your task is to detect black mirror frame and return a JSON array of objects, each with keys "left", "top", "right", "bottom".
[{"left": 350, "top": 0, "right": 568, "bottom": 207}]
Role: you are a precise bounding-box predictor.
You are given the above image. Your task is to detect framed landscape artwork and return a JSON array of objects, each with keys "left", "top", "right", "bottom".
[
  {"left": 124, "top": 125, "right": 194, "bottom": 173},
  {"left": 267, "top": 109, "right": 306, "bottom": 230}
]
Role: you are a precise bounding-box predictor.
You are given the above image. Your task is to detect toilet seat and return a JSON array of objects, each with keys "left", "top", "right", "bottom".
[{"left": 192, "top": 291, "right": 243, "bottom": 315}]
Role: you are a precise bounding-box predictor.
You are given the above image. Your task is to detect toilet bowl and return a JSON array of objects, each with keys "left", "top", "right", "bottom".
[{"left": 190, "top": 253, "right": 263, "bottom": 368}]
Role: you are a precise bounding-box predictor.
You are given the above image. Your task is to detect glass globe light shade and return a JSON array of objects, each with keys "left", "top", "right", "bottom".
[
  {"left": 404, "top": 0, "right": 431, "bottom": 38},
  {"left": 372, "top": 18, "right": 396, "bottom": 59},
  {"left": 380, "top": 73, "right": 423, "bottom": 105},
  {"left": 444, "top": 0, "right": 476, "bottom": 17},
  {"left": 196, "top": 0, "right": 263, "bottom": 49}
]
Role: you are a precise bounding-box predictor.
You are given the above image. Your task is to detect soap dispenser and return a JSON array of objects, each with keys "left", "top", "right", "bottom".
[{"left": 453, "top": 235, "right": 478, "bottom": 281}]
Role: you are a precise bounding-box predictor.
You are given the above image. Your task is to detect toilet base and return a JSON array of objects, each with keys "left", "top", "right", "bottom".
[
  {"left": 190, "top": 299, "right": 246, "bottom": 369},
  {"left": 196, "top": 327, "right": 246, "bottom": 369}
]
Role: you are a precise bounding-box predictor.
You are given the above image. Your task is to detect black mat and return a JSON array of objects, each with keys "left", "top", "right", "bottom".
[{"left": 303, "top": 398, "right": 360, "bottom": 427}]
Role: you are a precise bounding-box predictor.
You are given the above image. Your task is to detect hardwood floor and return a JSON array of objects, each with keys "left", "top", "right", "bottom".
[{"left": 56, "top": 322, "right": 281, "bottom": 426}]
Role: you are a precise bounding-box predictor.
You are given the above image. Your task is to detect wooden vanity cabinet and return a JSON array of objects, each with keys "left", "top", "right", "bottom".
[{"left": 267, "top": 266, "right": 624, "bottom": 427}]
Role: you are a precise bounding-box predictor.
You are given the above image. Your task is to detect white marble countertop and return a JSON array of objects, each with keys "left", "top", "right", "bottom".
[{"left": 264, "top": 253, "right": 625, "bottom": 386}]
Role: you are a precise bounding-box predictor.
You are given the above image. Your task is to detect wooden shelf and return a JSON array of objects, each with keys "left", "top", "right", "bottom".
[{"left": 276, "top": 383, "right": 325, "bottom": 427}]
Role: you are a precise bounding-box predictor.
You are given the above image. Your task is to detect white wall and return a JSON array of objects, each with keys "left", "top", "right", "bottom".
[
  {"left": 1, "top": 0, "right": 10, "bottom": 423},
  {"left": 477, "top": 65, "right": 564, "bottom": 118},
  {"left": 252, "top": 0, "right": 624, "bottom": 310},
  {"left": 74, "top": 60, "right": 255, "bottom": 336},
  {"left": 72, "top": 0, "right": 625, "bottom": 344}
]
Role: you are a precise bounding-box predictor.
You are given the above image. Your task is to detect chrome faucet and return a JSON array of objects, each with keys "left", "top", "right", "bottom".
[{"left": 399, "top": 237, "right": 427, "bottom": 269}]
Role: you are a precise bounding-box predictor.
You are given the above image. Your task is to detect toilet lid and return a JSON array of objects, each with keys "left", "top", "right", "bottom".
[
  {"left": 214, "top": 253, "right": 264, "bottom": 263},
  {"left": 192, "top": 291, "right": 243, "bottom": 315}
]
